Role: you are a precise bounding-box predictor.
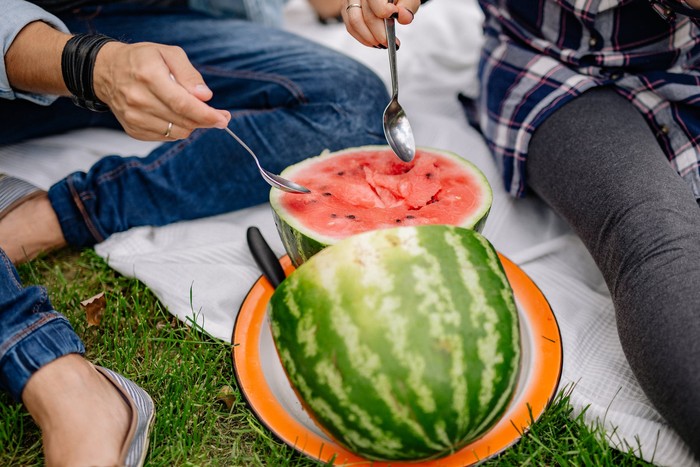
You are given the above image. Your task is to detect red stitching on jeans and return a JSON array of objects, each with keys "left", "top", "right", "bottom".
[
  {"left": 67, "top": 177, "right": 105, "bottom": 243},
  {"left": 95, "top": 133, "right": 197, "bottom": 184}
]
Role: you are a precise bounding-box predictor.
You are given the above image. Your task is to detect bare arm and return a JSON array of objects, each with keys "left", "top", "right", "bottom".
[
  {"left": 5, "top": 21, "right": 70, "bottom": 95},
  {"left": 5, "top": 20, "right": 230, "bottom": 141}
]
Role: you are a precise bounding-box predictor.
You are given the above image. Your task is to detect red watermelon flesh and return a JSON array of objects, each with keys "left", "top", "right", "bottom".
[{"left": 276, "top": 148, "right": 489, "bottom": 240}]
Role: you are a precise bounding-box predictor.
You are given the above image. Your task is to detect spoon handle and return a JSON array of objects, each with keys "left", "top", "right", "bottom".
[{"left": 384, "top": 17, "right": 399, "bottom": 98}]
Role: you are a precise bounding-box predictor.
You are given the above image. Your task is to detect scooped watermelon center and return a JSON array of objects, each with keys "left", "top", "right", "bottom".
[{"left": 279, "top": 149, "right": 486, "bottom": 239}]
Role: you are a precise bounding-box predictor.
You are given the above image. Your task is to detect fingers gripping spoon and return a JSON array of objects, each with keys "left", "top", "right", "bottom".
[{"left": 382, "top": 16, "right": 416, "bottom": 163}]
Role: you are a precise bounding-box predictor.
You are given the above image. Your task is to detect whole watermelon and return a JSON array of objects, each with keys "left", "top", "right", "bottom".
[
  {"left": 268, "top": 225, "right": 521, "bottom": 461},
  {"left": 270, "top": 146, "right": 492, "bottom": 267}
]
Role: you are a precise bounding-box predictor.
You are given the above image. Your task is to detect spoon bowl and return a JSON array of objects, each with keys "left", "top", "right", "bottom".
[
  {"left": 383, "top": 98, "right": 415, "bottom": 163},
  {"left": 383, "top": 17, "right": 416, "bottom": 163}
]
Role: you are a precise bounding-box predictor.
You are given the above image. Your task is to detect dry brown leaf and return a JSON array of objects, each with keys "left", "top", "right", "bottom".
[
  {"left": 80, "top": 292, "right": 106, "bottom": 327},
  {"left": 216, "top": 385, "right": 236, "bottom": 410}
]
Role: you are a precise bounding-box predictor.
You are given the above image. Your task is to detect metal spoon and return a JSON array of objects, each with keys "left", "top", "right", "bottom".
[
  {"left": 223, "top": 127, "right": 310, "bottom": 194},
  {"left": 383, "top": 16, "right": 416, "bottom": 163},
  {"left": 168, "top": 71, "right": 309, "bottom": 194}
]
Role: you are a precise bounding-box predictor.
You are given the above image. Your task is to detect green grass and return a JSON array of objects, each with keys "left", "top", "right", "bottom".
[{"left": 0, "top": 248, "right": 653, "bottom": 466}]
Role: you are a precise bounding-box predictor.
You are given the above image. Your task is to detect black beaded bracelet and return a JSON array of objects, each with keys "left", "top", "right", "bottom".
[{"left": 61, "top": 33, "right": 116, "bottom": 112}]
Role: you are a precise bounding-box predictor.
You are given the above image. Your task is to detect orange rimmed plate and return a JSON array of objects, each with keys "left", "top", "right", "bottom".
[{"left": 232, "top": 254, "right": 562, "bottom": 466}]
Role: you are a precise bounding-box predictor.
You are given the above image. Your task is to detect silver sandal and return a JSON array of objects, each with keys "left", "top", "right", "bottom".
[{"left": 95, "top": 366, "right": 156, "bottom": 467}]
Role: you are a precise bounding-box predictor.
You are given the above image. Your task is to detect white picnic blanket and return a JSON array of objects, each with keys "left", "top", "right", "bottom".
[{"left": 0, "top": 1, "right": 695, "bottom": 464}]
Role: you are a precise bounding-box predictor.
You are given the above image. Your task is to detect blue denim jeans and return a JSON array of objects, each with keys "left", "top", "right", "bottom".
[
  {"left": 0, "top": 249, "right": 85, "bottom": 401},
  {"left": 0, "top": 4, "right": 388, "bottom": 400}
]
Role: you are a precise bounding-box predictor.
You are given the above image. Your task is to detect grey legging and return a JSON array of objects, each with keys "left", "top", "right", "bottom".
[{"left": 528, "top": 87, "right": 700, "bottom": 457}]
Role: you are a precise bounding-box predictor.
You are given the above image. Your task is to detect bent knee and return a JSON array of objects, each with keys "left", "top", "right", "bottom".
[{"left": 304, "top": 51, "right": 388, "bottom": 114}]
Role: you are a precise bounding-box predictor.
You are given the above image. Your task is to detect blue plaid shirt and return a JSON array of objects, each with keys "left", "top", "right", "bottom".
[{"left": 468, "top": 0, "right": 700, "bottom": 198}]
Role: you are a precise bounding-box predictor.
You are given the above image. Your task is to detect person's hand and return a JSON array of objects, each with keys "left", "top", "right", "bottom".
[
  {"left": 341, "top": 0, "right": 421, "bottom": 48},
  {"left": 93, "top": 41, "right": 231, "bottom": 141}
]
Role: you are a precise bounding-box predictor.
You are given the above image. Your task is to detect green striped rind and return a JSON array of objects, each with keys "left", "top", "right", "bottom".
[
  {"left": 269, "top": 225, "right": 521, "bottom": 461},
  {"left": 271, "top": 208, "right": 325, "bottom": 267},
  {"left": 269, "top": 145, "right": 493, "bottom": 267}
]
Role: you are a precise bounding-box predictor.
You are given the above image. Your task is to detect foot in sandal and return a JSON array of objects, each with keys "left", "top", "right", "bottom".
[{"left": 22, "top": 354, "right": 155, "bottom": 467}]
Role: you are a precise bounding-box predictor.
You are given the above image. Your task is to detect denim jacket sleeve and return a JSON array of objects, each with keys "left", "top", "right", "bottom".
[
  {"left": 188, "top": 0, "right": 289, "bottom": 26},
  {"left": 1, "top": 0, "right": 70, "bottom": 105}
]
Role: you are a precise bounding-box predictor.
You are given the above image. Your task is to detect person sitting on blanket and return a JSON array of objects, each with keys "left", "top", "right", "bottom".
[
  {"left": 343, "top": 0, "right": 700, "bottom": 460},
  {"left": 0, "top": 0, "right": 389, "bottom": 465}
]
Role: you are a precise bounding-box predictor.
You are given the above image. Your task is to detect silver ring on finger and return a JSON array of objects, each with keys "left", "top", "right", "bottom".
[
  {"left": 346, "top": 3, "right": 362, "bottom": 12},
  {"left": 164, "top": 121, "right": 173, "bottom": 138}
]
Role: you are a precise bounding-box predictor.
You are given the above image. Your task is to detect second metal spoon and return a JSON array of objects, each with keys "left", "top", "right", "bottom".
[
  {"left": 383, "top": 16, "right": 416, "bottom": 163},
  {"left": 223, "top": 127, "right": 310, "bottom": 194}
]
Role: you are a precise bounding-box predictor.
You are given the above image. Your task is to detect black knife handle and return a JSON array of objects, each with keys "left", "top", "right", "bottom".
[{"left": 246, "top": 226, "right": 286, "bottom": 289}]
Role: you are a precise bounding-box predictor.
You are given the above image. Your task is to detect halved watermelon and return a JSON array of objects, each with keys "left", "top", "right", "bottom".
[{"left": 270, "top": 146, "right": 493, "bottom": 266}]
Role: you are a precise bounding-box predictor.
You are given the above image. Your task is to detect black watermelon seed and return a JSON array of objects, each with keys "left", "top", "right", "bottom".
[
  {"left": 346, "top": 214, "right": 356, "bottom": 219},
  {"left": 330, "top": 213, "right": 337, "bottom": 218},
  {"left": 322, "top": 192, "right": 332, "bottom": 196},
  {"left": 337, "top": 171, "right": 345, "bottom": 176},
  {"left": 406, "top": 215, "right": 415, "bottom": 219},
  {"left": 395, "top": 219, "right": 402, "bottom": 223}
]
